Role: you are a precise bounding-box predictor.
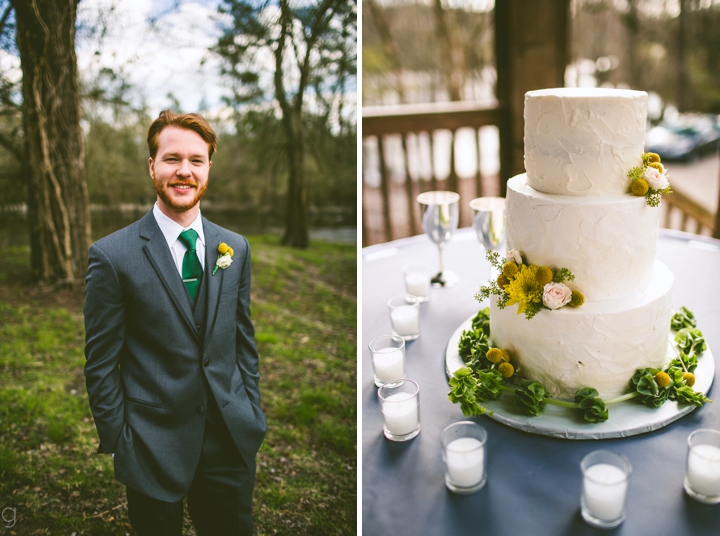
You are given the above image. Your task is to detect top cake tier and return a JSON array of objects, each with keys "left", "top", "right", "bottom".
[{"left": 524, "top": 88, "right": 648, "bottom": 196}]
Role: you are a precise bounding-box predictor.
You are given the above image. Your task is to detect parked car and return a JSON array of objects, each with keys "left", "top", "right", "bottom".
[{"left": 645, "top": 114, "right": 720, "bottom": 161}]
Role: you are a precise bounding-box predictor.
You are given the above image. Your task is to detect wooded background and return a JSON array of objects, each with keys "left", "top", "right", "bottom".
[
  {"left": 0, "top": 0, "right": 357, "bottom": 284},
  {"left": 363, "top": 0, "right": 720, "bottom": 114}
]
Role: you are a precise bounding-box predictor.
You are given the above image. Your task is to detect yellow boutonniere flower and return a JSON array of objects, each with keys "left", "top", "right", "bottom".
[{"left": 213, "top": 243, "right": 234, "bottom": 275}]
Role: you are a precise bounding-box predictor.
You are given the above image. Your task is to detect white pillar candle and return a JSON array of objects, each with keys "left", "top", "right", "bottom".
[
  {"left": 687, "top": 444, "right": 720, "bottom": 497},
  {"left": 405, "top": 272, "right": 430, "bottom": 298},
  {"left": 446, "top": 437, "right": 484, "bottom": 488},
  {"left": 372, "top": 348, "right": 404, "bottom": 383},
  {"left": 382, "top": 392, "right": 419, "bottom": 436},
  {"left": 583, "top": 463, "right": 628, "bottom": 521},
  {"left": 390, "top": 305, "right": 419, "bottom": 336}
]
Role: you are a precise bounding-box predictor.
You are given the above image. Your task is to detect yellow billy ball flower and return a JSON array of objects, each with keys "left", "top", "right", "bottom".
[
  {"left": 218, "top": 243, "right": 230, "bottom": 254},
  {"left": 535, "top": 266, "right": 553, "bottom": 286},
  {"left": 497, "top": 274, "right": 509, "bottom": 288},
  {"left": 227, "top": 247, "right": 234, "bottom": 257},
  {"left": 655, "top": 371, "right": 671, "bottom": 388},
  {"left": 569, "top": 291, "right": 585, "bottom": 307},
  {"left": 502, "top": 261, "right": 519, "bottom": 278},
  {"left": 649, "top": 162, "right": 664, "bottom": 174},
  {"left": 683, "top": 372, "right": 696, "bottom": 387},
  {"left": 486, "top": 348, "right": 504, "bottom": 364},
  {"left": 632, "top": 179, "right": 649, "bottom": 196},
  {"left": 645, "top": 152, "right": 661, "bottom": 164},
  {"left": 501, "top": 349, "right": 510, "bottom": 362},
  {"left": 498, "top": 362, "right": 514, "bottom": 378}
]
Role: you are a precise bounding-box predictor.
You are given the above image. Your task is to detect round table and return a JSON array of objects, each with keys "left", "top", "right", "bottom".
[{"left": 362, "top": 228, "right": 720, "bottom": 535}]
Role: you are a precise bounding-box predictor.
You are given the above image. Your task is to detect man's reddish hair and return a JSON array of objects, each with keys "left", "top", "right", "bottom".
[{"left": 147, "top": 110, "right": 218, "bottom": 160}]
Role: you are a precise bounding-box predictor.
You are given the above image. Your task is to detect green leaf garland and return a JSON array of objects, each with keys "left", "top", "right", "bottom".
[{"left": 448, "top": 307, "right": 711, "bottom": 423}]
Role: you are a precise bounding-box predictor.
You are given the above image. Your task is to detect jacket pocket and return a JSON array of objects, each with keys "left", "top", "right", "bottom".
[{"left": 125, "top": 396, "right": 162, "bottom": 409}]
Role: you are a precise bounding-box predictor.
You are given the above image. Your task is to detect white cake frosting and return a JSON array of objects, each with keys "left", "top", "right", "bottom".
[
  {"left": 490, "top": 261, "right": 673, "bottom": 399},
  {"left": 524, "top": 88, "right": 647, "bottom": 196},
  {"left": 486, "top": 87, "right": 675, "bottom": 401},
  {"left": 505, "top": 174, "right": 659, "bottom": 302}
]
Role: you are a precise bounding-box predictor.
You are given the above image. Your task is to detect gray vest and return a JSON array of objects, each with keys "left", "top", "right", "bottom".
[{"left": 190, "top": 271, "right": 222, "bottom": 424}]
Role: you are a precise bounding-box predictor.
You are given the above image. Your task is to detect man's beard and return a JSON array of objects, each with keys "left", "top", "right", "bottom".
[{"left": 154, "top": 178, "right": 208, "bottom": 211}]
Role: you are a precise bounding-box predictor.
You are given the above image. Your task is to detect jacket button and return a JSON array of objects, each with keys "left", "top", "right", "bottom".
[
  {"left": 197, "top": 406, "right": 205, "bottom": 414},
  {"left": 196, "top": 323, "right": 201, "bottom": 330},
  {"left": 203, "top": 358, "right": 210, "bottom": 367}
]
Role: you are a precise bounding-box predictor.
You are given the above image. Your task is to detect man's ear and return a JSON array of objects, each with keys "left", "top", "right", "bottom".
[{"left": 148, "top": 157, "right": 155, "bottom": 179}]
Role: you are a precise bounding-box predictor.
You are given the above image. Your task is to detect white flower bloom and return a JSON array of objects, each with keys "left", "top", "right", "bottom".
[
  {"left": 644, "top": 167, "right": 670, "bottom": 190},
  {"left": 216, "top": 254, "right": 232, "bottom": 269},
  {"left": 506, "top": 249, "right": 522, "bottom": 264},
  {"left": 543, "top": 282, "right": 572, "bottom": 310}
]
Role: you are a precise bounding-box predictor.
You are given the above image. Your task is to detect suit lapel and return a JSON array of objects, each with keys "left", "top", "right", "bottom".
[
  {"left": 139, "top": 212, "right": 201, "bottom": 343},
  {"left": 202, "top": 217, "right": 224, "bottom": 353}
]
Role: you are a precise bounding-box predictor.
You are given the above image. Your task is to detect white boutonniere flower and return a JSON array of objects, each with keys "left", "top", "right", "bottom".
[{"left": 212, "top": 243, "right": 234, "bottom": 275}]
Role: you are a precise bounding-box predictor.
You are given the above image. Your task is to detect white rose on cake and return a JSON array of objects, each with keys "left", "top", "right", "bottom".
[
  {"left": 506, "top": 249, "right": 522, "bottom": 264},
  {"left": 543, "top": 282, "right": 572, "bottom": 310},
  {"left": 644, "top": 167, "right": 670, "bottom": 190}
]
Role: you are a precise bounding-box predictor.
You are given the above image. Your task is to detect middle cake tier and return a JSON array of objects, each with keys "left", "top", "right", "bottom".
[{"left": 506, "top": 174, "right": 659, "bottom": 303}]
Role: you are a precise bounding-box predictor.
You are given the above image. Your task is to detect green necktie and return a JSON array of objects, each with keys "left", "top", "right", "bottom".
[{"left": 178, "top": 229, "right": 203, "bottom": 303}]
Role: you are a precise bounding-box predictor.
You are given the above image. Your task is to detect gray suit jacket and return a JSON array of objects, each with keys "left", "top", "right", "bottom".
[{"left": 84, "top": 210, "right": 266, "bottom": 502}]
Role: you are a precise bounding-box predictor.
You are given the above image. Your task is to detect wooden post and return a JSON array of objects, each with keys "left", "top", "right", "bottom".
[{"left": 495, "top": 0, "right": 570, "bottom": 194}]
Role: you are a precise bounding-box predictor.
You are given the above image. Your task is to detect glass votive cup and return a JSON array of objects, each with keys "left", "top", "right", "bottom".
[
  {"left": 368, "top": 335, "right": 406, "bottom": 388},
  {"left": 441, "top": 421, "right": 487, "bottom": 494},
  {"left": 580, "top": 450, "right": 631, "bottom": 529},
  {"left": 685, "top": 429, "right": 720, "bottom": 504},
  {"left": 378, "top": 379, "right": 420, "bottom": 441},
  {"left": 402, "top": 262, "right": 431, "bottom": 302},
  {"left": 387, "top": 294, "right": 420, "bottom": 341}
]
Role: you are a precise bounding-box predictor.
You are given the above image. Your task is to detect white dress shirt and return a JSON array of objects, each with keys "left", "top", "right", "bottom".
[{"left": 152, "top": 203, "right": 206, "bottom": 275}]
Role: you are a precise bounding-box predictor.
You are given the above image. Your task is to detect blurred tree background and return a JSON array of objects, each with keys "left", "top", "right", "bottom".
[
  {"left": 363, "top": 0, "right": 720, "bottom": 117},
  {"left": 0, "top": 0, "right": 356, "bottom": 282}
]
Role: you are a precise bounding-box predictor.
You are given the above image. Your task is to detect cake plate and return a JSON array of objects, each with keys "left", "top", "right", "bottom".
[{"left": 445, "top": 314, "right": 715, "bottom": 440}]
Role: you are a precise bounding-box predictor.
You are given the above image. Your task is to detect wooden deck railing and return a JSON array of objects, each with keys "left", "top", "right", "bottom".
[
  {"left": 362, "top": 102, "right": 508, "bottom": 246},
  {"left": 662, "top": 188, "right": 716, "bottom": 236},
  {"left": 361, "top": 102, "right": 719, "bottom": 246}
]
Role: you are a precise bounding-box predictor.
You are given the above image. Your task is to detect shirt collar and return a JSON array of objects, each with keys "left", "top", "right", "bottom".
[{"left": 152, "top": 203, "right": 205, "bottom": 249}]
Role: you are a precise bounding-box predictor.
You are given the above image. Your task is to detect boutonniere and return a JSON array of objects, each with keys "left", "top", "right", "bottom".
[{"left": 212, "top": 243, "right": 234, "bottom": 275}]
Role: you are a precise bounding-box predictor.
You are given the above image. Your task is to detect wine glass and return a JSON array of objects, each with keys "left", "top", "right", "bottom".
[
  {"left": 469, "top": 197, "right": 506, "bottom": 285},
  {"left": 417, "top": 190, "right": 460, "bottom": 287}
]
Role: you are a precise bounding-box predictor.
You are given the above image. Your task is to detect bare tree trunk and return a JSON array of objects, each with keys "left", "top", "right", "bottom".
[
  {"left": 12, "top": 0, "right": 90, "bottom": 285},
  {"left": 432, "top": 0, "right": 465, "bottom": 102},
  {"left": 677, "top": 0, "right": 688, "bottom": 112},
  {"left": 366, "top": 0, "right": 407, "bottom": 103},
  {"left": 281, "top": 109, "right": 309, "bottom": 248}
]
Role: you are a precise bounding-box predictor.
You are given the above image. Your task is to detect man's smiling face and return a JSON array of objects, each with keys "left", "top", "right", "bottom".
[{"left": 149, "top": 126, "right": 212, "bottom": 214}]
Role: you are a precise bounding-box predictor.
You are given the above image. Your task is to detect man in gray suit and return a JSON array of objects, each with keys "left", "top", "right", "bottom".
[{"left": 84, "top": 110, "right": 266, "bottom": 535}]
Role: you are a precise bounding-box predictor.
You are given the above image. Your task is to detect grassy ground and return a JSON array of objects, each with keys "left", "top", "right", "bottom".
[{"left": 0, "top": 236, "right": 357, "bottom": 535}]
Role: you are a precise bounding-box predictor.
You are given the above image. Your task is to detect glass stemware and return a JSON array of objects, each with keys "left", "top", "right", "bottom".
[
  {"left": 469, "top": 197, "right": 506, "bottom": 284},
  {"left": 417, "top": 191, "right": 460, "bottom": 287}
]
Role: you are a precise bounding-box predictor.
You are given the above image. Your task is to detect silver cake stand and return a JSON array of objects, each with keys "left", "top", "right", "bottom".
[{"left": 445, "top": 313, "right": 715, "bottom": 440}]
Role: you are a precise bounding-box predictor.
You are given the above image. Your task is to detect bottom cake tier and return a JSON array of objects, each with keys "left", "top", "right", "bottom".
[{"left": 489, "top": 260, "right": 674, "bottom": 400}]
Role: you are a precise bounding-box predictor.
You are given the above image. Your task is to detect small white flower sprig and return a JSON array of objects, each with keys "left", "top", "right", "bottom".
[
  {"left": 212, "top": 243, "right": 234, "bottom": 275},
  {"left": 476, "top": 249, "right": 585, "bottom": 320},
  {"left": 628, "top": 152, "right": 672, "bottom": 207}
]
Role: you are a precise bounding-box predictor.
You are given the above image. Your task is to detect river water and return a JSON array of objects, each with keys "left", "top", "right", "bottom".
[{"left": 0, "top": 206, "right": 357, "bottom": 249}]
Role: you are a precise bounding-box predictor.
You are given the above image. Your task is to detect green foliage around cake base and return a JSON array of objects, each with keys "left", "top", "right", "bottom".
[{"left": 448, "top": 307, "right": 712, "bottom": 424}]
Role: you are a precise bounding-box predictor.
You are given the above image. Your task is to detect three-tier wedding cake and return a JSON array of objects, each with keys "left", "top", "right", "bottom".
[{"left": 489, "top": 88, "right": 674, "bottom": 400}]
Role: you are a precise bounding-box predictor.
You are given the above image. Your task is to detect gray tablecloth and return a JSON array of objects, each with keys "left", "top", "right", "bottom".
[{"left": 362, "top": 228, "right": 720, "bottom": 535}]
